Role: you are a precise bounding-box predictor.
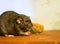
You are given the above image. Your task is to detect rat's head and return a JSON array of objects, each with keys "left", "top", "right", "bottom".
[{"left": 16, "top": 14, "right": 33, "bottom": 35}]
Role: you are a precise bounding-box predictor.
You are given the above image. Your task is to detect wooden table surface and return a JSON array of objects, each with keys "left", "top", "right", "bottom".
[{"left": 0, "top": 30, "right": 60, "bottom": 44}]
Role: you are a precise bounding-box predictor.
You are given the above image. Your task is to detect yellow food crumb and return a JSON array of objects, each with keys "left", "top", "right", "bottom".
[{"left": 32, "top": 23, "right": 44, "bottom": 33}]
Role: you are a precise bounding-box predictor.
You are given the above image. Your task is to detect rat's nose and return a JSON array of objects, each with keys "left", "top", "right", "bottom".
[{"left": 24, "top": 31, "right": 31, "bottom": 35}]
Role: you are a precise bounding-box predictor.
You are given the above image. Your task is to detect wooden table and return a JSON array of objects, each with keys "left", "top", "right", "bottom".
[{"left": 0, "top": 30, "right": 60, "bottom": 44}]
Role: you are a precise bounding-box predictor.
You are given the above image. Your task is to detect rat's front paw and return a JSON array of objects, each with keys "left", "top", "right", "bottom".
[{"left": 5, "top": 35, "right": 14, "bottom": 37}]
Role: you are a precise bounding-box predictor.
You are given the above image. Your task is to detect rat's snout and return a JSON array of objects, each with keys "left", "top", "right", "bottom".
[
  {"left": 20, "top": 31, "right": 31, "bottom": 36},
  {"left": 23, "top": 28, "right": 29, "bottom": 32},
  {"left": 23, "top": 28, "right": 31, "bottom": 35},
  {"left": 24, "top": 31, "right": 31, "bottom": 35}
]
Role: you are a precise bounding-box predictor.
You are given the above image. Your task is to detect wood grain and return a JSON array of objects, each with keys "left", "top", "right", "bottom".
[{"left": 0, "top": 30, "right": 60, "bottom": 44}]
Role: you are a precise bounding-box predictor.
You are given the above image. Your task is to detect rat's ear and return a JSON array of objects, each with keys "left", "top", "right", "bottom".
[{"left": 16, "top": 18, "right": 22, "bottom": 24}]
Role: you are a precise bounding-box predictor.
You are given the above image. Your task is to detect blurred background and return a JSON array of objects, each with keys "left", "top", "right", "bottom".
[{"left": 0, "top": 0, "right": 60, "bottom": 30}]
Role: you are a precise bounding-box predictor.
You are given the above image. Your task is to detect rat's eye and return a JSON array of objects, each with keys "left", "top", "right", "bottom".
[{"left": 25, "top": 20, "right": 31, "bottom": 22}]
